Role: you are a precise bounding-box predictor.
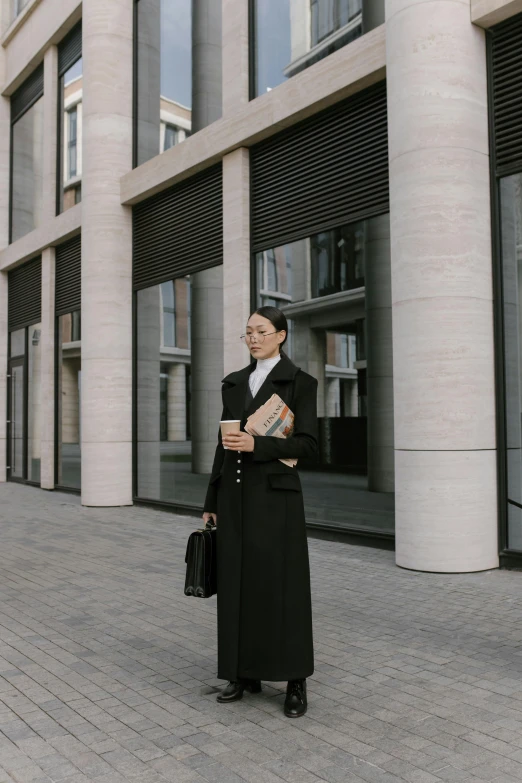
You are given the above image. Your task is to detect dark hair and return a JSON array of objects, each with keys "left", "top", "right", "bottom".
[{"left": 252, "top": 306, "right": 288, "bottom": 348}]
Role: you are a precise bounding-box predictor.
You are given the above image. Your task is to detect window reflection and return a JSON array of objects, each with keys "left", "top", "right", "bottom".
[
  {"left": 12, "top": 0, "right": 30, "bottom": 20},
  {"left": 7, "top": 322, "right": 42, "bottom": 483},
  {"left": 252, "top": 0, "right": 363, "bottom": 97},
  {"left": 135, "top": 0, "right": 220, "bottom": 166},
  {"left": 11, "top": 98, "right": 44, "bottom": 242},
  {"left": 59, "top": 58, "right": 83, "bottom": 213},
  {"left": 136, "top": 0, "right": 193, "bottom": 166},
  {"left": 57, "top": 311, "right": 82, "bottom": 489},
  {"left": 255, "top": 214, "right": 394, "bottom": 534},
  {"left": 10, "top": 328, "right": 25, "bottom": 358},
  {"left": 500, "top": 174, "right": 522, "bottom": 550},
  {"left": 137, "top": 276, "right": 195, "bottom": 502}
]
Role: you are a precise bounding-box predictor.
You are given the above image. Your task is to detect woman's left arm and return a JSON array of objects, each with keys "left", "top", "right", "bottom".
[{"left": 252, "top": 374, "right": 318, "bottom": 463}]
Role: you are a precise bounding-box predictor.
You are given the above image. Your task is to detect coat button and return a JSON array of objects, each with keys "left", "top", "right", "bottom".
[
  {"left": 237, "top": 460, "right": 241, "bottom": 463},
  {"left": 237, "top": 470, "right": 241, "bottom": 474},
  {"left": 237, "top": 479, "right": 241, "bottom": 483}
]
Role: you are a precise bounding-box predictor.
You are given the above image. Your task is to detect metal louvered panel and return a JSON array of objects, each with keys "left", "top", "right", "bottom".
[
  {"left": 11, "top": 65, "right": 44, "bottom": 124},
  {"left": 55, "top": 234, "right": 81, "bottom": 316},
  {"left": 8, "top": 257, "right": 42, "bottom": 330},
  {"left": 490, "top": 13, "right": 522, "bottom": 175},
  {"left": 58, "top": 22, "right": 82, "bottom": 76},
  {"left": 133, "top": 164, "right": 223, "bottom": 290},
  {"left": 251, "top": 81, "right": 389, "bottom": 253}
]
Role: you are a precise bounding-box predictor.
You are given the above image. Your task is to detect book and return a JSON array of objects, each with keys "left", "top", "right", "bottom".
[{"left": 245, "top": 393, "right": 297, "bottom": 468}]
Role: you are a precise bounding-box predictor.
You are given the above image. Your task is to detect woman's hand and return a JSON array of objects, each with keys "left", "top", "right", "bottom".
[
  {"left": 203, "top": 512, "right": 217, "bottom": 526},
  {"left": 222, "top": 432, "right": 255, "bottom": 452}
]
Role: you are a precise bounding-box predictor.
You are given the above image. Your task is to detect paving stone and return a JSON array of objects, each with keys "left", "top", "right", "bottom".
[{"left": 1, "top": 484, "right": 522, "bottom": 782}]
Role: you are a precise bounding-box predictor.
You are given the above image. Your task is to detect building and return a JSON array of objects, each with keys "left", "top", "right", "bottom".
[{"left": 1, "top": 0, "right": 521, "bottom": 572}]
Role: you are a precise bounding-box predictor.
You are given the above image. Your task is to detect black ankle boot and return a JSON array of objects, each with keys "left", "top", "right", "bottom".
[
  {"left": 284, "top": 679, "right": 307, "bottom": 718},
  {"left": 216, "top": 679, "right": 262, "bottom": 703}
]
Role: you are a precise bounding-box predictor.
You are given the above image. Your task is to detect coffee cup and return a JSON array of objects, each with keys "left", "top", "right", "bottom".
[{"left": 220, "top": 420, "right": 241, "bottom": 449}]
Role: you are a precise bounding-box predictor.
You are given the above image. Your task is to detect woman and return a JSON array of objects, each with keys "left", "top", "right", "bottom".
[{"left": 202, "top": 306, "right": 318, "bottom": 718}]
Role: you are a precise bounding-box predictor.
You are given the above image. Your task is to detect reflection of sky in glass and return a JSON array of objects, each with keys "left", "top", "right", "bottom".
[
  {"left": 64, "top": 57, "right": 82, "bottom": 87},
  {"left": 256, "top": 0, "right": 291, "bottom": 96},
  {"left": 161, "top": 0, "right": 192, "bottom": 108}
]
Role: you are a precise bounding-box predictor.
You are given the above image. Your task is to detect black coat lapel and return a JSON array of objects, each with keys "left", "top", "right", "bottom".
[
  {"left": 223, "top": 355, "right": 300, "bottom": 420},
  {"left": 222, "top": 364, "right": 254, "bottom": 421}
]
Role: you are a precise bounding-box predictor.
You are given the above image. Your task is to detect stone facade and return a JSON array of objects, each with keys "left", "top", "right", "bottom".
[{"left": 1, "top": 0, "right": 519, "bottom": 571}]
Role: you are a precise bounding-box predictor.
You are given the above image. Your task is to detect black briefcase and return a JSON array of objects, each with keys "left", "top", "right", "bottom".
[{"left": 184, "top": 522, "right": 217, "bottom": 598}]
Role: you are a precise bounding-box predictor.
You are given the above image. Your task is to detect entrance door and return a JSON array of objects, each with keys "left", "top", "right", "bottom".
[{"left": 8, "top": 357, "right": 26, "bottom": 480}]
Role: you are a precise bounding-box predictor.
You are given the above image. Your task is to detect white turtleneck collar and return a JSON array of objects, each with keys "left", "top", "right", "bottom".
[{"left": 249, "top": 354, "right": 281, "bottom": 398}]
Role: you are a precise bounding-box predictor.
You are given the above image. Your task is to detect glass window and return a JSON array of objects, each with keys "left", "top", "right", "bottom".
[
  {"left": 311, "top": 223, "right": 365, "bottom": 297},
  {"left": 12, "top": 0, "right": 30, "bottom": 20},
  {"left": 59, "top": 58, "right": 83, "bottom": 213},
  {"left": 161, "top": 280, "right": 176, "bottom": 347},
  {"left": 57, "top": 311, "right": 82, "bottom": 489},
  {"left": 7, "top": 322, "right": 42, "bottom": 483},
  {"left": 254, "top": 213, "right": 393, "bottom": 535},
  {"left": 252, "top": 0, "right": 363, "bottom": 98},
  {"left": 8, "top": 359, "right": 25, "bottom": 479},
  {"left": 163, "top": 123, "right": 179, "bottom": 151},
  {"left": 10, "top": 328, "right": 25, "bottom": 357},
  {"left": 137, "top": 276, "right": 197, "bottom": 503},
  {"left": 500, "top": 174, "right": 522, "bottom": 551},
  {"left": 135, "top": 0, "right": 220, "bottom": 167},
  {"left": 11, "top": 97, "right": 44, "bottom": 242}
]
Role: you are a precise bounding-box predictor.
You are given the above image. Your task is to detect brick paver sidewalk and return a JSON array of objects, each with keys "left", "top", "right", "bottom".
[{"left": 0, "top": 484, "right": 522, "bottom": 783}]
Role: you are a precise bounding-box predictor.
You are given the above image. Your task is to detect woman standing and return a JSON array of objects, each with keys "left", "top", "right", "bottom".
[{"left": 202, "top": 306, "right": 318, "bottom": 718}]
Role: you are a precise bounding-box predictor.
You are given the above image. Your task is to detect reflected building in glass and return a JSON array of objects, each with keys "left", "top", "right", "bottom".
[
  {"left": 60, "top": 61, "right": 82, "bottom": 211},
  {"left": 252, "top": 0, "right": 364, "bottom": 96},
  {"left": 254, "top": 215, "right": 393, "bottom": 534}
]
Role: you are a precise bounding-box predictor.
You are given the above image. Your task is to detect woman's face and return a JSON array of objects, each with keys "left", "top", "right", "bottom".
[{"left": 245, "top": 314, "right": 286, "bottom": 360}]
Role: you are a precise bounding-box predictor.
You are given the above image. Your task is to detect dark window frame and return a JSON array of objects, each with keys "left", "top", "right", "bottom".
[{"left": 486, "top": 16, "right": 522, "bottom": 567}]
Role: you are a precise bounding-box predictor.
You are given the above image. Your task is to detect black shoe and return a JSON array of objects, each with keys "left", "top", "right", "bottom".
[
  {"left": 216, "top": 679, "right": 262, "bottom": 703},
  {"left": 284, "top": 679, "right": 307, "bottom": 718}
]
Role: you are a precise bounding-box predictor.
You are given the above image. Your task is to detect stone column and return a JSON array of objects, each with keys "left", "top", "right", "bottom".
[
  {"left": 167, "top": 363, "right": 187, "bottom": 441},
  {"left": 222, "top": 0, "right": 249, "bottom": 116},
  {"left": 349, "top": 380, "right": 358, "bottom": 417},
  {"left": 0, "top": 271, "right": 7, "bottom": 482},
  {"left": 223, "top": 148, "right": 250, "bottom": 376},
  {"left": 81, "top": 0, "right": 133, "bottom": 506},
  {"left": 191, "top": 266, "right": 224, "bottom": 473},
  {"left": 40, "top": 247, "right": 55, "bottom": 489},
  {"left": 387, "top": 0, "right": 498, "bottom": 571},
  {"left": 365, "top": 214, "right": 394, "bottom": 493},
  {"left": 192, "top": 0, "right": 222, "bottom": 130},
  {"left": 190, "top": 9, "right": 224, "bottom": 475},
  {"left": 326, "top": 378, "right": 340, "bottom": 417},
  {"left": 135, "top": 0, "right": 161, "bottom": 166},
  {"left": 293, "top": 319, "right": 326, "bottom": 415},
  {"left": 43, "top": 46, "right": 58, "bottom": 221}
]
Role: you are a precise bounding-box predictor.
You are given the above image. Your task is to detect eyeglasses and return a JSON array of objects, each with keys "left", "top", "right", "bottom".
[{"left": 240, "top": 331, "right": 279, "bottom": 343}]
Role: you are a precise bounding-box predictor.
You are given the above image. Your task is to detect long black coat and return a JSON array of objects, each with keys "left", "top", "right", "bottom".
[{"left": 204, "top": 354, "right": 318, "bottom": 682}]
